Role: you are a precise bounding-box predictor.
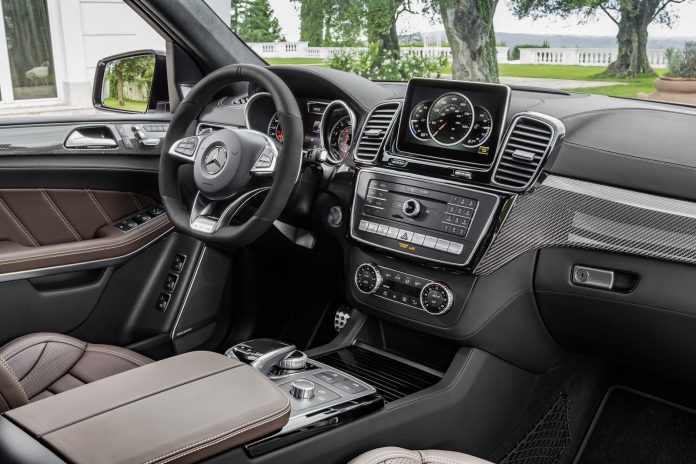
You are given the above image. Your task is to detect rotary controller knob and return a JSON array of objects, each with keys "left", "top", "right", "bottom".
[
  {"left": 420, "top": 282, "right": 454, "bottom": 315},
  {"left": 277, "top": 350, "right": 308, "bottom": 370},
  {"left": 402, "top": 198, "right": 421, "bottom": 218},
  {"left": 355, "top": 263, "right": 383, "bottom": 294},
  {"left": 290, "top": 379, "right": 315, "bottom": 399}
]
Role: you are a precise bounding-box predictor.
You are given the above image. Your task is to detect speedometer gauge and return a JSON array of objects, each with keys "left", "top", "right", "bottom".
[
  {"left": 267, "top": 112, "right": 283, "bottom": 144},
  {"left": 328, "top": 116, "right": 352, "bottom": 162},
  {"left": 426, "top": 92, "right": 474, "bottom": 146},
  {"left": 409, "top": 101, "right": 431, "bottom": 140},
  {"left": 463, "top": 107, "right": 493, "bottom": 147}
]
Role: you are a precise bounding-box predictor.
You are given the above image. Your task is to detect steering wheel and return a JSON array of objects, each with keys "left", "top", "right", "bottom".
[{"left": 159, "top": 64, "right": 303, "bottom": 247}]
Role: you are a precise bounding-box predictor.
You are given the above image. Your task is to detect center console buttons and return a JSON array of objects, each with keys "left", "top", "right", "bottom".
[{"left": 402, "top": 198, "right": 421, "bottom": 217}]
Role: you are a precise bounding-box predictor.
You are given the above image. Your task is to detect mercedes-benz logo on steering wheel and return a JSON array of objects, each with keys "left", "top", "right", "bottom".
[{"left": 204, "top": 146, "right": 227, "bottom": 175}]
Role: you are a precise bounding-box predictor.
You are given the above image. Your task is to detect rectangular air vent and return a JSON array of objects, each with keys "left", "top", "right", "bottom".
[
  {"left": 354, "top": 102, "right": 401, "bottom": 163},
  {"left": 492, "top": 114, "right": 560, "bottom": 191}
]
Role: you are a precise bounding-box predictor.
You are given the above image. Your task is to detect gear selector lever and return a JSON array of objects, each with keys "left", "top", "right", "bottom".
[{"left": 225, "top": 339, "right": 296, "bottom": 375}]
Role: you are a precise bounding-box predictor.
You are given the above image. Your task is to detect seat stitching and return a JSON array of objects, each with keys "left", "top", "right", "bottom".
[
  {"left": 2, "top": 336, "right": 86, "bottom": 360},
  {"left": 152, "top": 402, "right": 291, "bottom": 464},
  {"left": 0, "top": 357, "right": 28, "bottom": 401},
  {"left": 17, "top": 342, "right": 48, "bottom": 383},
  {"left": 85, "top": 347, "right": 147, "bottom": 367},
  {"left": 86, "top": 189, "right": 112, "bottom": 223},
  {"left": 129, "top": 192, "right": 143, "bottom": 210},
  {"left": 352, "top": 450, "right": 421, "bottom": 464},
  {"left": 0, "top": 197, "right": 39, "bottom": 246},
  {"left": 40, "top": 189, "right": 82, "bottom": 241},
  {"left": 0, "top": 220, "right": 171, "bottom": 266}
]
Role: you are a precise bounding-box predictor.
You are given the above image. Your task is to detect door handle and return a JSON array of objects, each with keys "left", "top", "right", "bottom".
[{"left": 65, "top": 129, "right": 118, "bottom": 149}]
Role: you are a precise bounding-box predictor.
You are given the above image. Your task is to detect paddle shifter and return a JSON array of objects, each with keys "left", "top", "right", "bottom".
[{"left": 225, "top": 339, "right": 307, "bottom": 375}]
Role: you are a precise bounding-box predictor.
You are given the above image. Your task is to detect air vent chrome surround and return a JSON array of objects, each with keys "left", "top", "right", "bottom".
[
  {"left": 492, "top": 112, "right": 565, "bottom": 191},
  {"left": 354, "top": 101, "right": 401, "bottom": 164}
]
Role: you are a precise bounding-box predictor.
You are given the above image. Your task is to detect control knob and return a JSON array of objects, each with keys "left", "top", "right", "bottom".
[
  {"left": 290, "top": 379, "right": 315, "bottom": 399},
  {"left": 355, "top": 263, "right": 383, "bottom": 294},
  {"left": 420, "top": 282, "right": 454, "bottom": 315},
  {"left": 277, "top": 350, "right": 308, "bottom": 370},
  {"left": 402, "top": 198, "right": 422, "bottom": 218}
]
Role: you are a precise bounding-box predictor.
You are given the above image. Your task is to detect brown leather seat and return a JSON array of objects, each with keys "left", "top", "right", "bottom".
[
  {"left": 0, "top": 332, "right": 151, "bottom": 413},
  {"left": 350, "top": 447, "right": 493, "bottom": 464}
]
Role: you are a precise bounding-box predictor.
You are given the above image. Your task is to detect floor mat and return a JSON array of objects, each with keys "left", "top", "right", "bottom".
[
  {"left": 501, "top": 394, "right": 571, "bottom": 464},
  {"left": 575, "top": 386, "right": 696, "bottom": 464}
]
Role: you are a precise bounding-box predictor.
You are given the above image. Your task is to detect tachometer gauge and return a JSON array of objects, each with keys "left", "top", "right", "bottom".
[
  {"left": 463, "top": 107, "right": 493, "bottom": 147},
  {"left": 328, "top": 116, "right": 352, "bottom": 162},
  {"left": 267, "top": 112, "right": 284, "bottom": 144},
  {"left": 426, "top": 92, "right": 474, "bottom": 146},
  {"left": 409, "top": 100, "right": 431, "bottom": 140}
]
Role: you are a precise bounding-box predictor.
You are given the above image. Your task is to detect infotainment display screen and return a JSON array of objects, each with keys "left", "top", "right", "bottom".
[{"left": 396, "top": 78, "right": 510, "bottom": 168}]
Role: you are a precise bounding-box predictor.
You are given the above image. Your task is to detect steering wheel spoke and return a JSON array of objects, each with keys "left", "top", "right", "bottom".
[{"left": 189, "top": 188, "right": 270, "bottom": 234}]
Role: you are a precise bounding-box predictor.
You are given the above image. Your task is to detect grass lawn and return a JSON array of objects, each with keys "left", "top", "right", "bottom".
[
  {"left": 265, "top": 58, "right": 328, "bottom": 66},
  {"left": 103, "top": 97, "right": 147, "bottom": 112},
  {"left": 498, "top": 64, "right": 667, "bottom": 98},
  {"left": 439, "top": 63, "right": 666, "bottom": 97}
]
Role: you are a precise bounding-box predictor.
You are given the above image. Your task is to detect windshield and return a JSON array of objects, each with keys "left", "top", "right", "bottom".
[{"left": 225, "top": 0, "right": 696, "bottom": 106}]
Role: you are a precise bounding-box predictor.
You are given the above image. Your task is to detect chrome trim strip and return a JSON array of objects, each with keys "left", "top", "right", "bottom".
[
  {"left": 490, "top": 111, "right": 566, "bottom": 192},
  {"left": 0, "top": 227, "right": 173, "bottom": 284},
  {"left": 319, "top": 100, "right": 357, "bottom": 165},
  {"left": 545, "top": 175, "right": 696, "bottom": 220},
  {"left": 350, "top": 167, "right": 502, "bottom": 267}
]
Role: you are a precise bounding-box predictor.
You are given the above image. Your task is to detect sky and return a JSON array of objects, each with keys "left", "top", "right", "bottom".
[{"left": 269, "top": 0, "right": 696, "bottom": 41}]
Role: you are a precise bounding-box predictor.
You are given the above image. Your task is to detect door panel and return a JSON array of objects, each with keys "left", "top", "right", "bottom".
[{"left": 0, "top": 116, "right": 215, "bottom": 355}]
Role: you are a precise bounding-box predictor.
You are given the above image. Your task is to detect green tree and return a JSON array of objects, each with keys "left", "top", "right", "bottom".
[
  {"left": 232, "top": 0, "right": 284, "bottom": 42},
  {"left": 107, "top": 55, "right": 154, "bottom": 106},
  {"left": 428, "top": 0, "right": 500, "bottom": 82},
  {"left": 509, "top": 0, "right": 690, "bottom": 77}
]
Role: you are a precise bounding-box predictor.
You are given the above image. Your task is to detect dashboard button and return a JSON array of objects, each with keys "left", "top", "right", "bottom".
[
  {"left": 435, "top": 239, "right": 451, "bottom": 252},
  {"left": 359, "top": 220, "right": 369, "bottom": 231},
  {"left": 367, "top": 222, "right": 379, "bottom": 233},
  {"left": 397, "top": 229, "right": 413, "bottom": 242},
  {"left": 411, "top": 233, "right": 426, "bottom": 245},
  {"left": 423, "top": 236, "right": 438, "bottom": 249},
  {"left": 386, "top": 226, "right": 399, "bottom": 239},
  {"left": 377, "top": 224, "right": 389, "bottom": 236},
  {"left": 448, "top": 242, "right": 464, "bottom": 255}
]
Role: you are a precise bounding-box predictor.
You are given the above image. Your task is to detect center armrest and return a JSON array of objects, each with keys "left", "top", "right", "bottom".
[{"left": 3, "top": 351, "right": 290, "bottom": 464}]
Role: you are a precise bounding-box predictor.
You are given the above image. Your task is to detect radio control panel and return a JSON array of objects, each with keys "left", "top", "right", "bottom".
[{"left": 351, "top": 168, "right": 501, "bottom": 267}]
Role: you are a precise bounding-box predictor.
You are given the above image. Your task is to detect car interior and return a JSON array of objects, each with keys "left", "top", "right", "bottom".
[{"left": 2, "top": 1, "right": 696, "bottom": 463}]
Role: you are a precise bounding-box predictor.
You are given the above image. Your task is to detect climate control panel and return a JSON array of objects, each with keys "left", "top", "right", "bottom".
[{"left": 354, "top": 262, "right": 454, "bottom": 315}]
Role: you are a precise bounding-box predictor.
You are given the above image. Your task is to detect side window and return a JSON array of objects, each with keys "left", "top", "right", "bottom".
[{"left": 0, "top": 0, "right": 164, "bottom": 117}]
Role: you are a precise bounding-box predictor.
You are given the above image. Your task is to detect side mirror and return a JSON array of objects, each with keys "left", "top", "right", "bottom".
[{"left": 93, "top": 50, "right": 167, "bottom": 114}]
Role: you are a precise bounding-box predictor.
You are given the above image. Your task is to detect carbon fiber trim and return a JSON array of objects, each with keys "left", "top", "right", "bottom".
[
  {"left": 475, "top": 175, "right": 696, "bottom": 275},
  {"left": 0, "top": 122, "right": 166, "bottom": 156}
]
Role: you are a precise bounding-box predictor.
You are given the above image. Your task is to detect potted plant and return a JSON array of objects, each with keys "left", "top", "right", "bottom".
[{"left": 649, "top": 41, "right": 696, "bottom": 104}]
